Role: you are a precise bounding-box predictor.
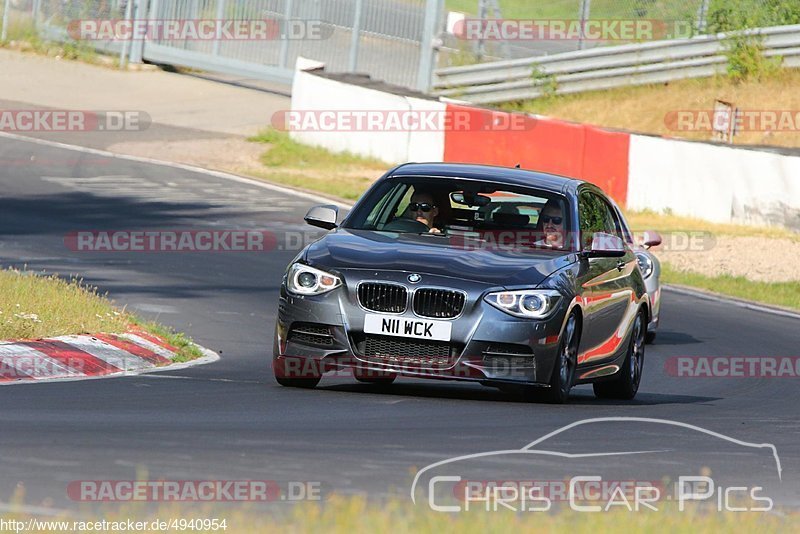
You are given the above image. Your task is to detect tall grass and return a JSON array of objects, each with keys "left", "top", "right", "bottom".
[
  {"left": 0, "top": 268, "right": 202, "bottom": 361},
  {"left": 0, "top": 268, "right": 128, "bottom": 340}
]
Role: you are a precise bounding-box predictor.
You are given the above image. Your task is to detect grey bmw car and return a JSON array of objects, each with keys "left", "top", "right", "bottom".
[{"left": 273, "top": 163, "right": 652, "bottom": 403}]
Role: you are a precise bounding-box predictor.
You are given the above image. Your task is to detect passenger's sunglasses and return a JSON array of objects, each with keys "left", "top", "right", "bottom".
[
  {"left": 540, "top": 215, "right": 563, "bottom": 225},
  {"left": 408, "top": 202, "right": 435, "bottom": 212}
]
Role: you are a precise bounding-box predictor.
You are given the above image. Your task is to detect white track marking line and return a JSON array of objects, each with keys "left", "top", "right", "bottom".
[{"left": 0, "top": 131, "right": 353, "bottom": 208}]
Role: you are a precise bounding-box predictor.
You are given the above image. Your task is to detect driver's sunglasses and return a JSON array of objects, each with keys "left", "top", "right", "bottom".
[
  {"left": 540, "top": 215, "right": 563, "bottom": 225},
  {"left": 408, "top": 202, "right": 435, "bottom": 212}
]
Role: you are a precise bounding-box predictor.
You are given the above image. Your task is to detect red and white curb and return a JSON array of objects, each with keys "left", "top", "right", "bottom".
[{"left": 0, "top": 331, "right": 219, "bottom": 384}]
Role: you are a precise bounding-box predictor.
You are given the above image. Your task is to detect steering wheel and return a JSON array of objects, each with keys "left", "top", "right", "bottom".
[{"left": 382, "top": 218, "right": 431, "bottom": 233}]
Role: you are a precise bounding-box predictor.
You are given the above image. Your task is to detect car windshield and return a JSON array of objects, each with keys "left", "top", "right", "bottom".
[{"left": 343, "top": 176, "right": 571, "bottom": 250}]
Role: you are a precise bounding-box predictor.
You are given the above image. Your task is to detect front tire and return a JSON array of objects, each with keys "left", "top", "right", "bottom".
[
  {"left": 530, "top": 312, "right": 580, "bottom": 404},
  {"left": 645, "top": 330, "right": 656, "bottom": 344},
  {"left": 593, "top": 309, "right": 645, "bottom": 400}
]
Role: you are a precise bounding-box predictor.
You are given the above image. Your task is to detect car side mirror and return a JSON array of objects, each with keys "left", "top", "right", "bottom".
[
  {"left": 641, "top": 230, "right": 662, "bottom": 249},
  {"left": 304, "top": 205, "right": 338, "bottom": 230},
  {"left": 584, "top": 232, "right": 626, "bottom": 258}
]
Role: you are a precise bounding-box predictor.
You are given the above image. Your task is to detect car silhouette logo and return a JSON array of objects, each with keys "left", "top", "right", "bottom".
[{"left": 408, "top": 273, "right": 422, "bottom": 284}]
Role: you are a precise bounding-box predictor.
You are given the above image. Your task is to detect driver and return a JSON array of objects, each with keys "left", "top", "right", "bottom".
[{"left": 406, "top": 191, "right": 442, "bottom": 234}]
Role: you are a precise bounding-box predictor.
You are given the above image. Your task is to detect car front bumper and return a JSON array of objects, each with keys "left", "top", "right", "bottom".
[{"left": 273, "top": 269, "right": 570, "bottom": 386}]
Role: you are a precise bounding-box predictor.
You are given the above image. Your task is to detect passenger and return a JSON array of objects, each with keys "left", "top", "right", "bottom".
[{"left": 536, "top": 200, "right": 565, "bottom": 248}]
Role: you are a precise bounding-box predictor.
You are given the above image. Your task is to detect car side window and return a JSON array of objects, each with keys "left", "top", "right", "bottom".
[
  {"left": 365, "top": 183, "right": 408, "bottom": 228},
  {"left": 579, "top": 192, "right": 603, "bottom": 248},
  {"left": 393, "top": 187, "right": 415, "bottom": 218},
  {"left": 579, "top": 191, "right": 621, "bottom": 248},
  {"left": 611, "top": 205, "right": 634, "bottom": 244},
  {"left": 596, "top": 197, "right": 623, "bottom": 239}
]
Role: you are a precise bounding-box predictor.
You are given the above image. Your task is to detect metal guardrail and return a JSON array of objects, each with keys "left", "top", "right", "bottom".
[{"left": 434, "top": 25, "right": 800, "bottom": 104}]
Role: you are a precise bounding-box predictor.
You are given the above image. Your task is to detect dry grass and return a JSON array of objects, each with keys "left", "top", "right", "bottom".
[
  {"left": 246, "top": 129, "right": 387, "bottom": 200},
  {"left": 0, "top": 267, "right": 201, "bottom": 361},
  {"left": 624, "top": 209, "right": 800, "bottom": 240},
  {"left": 662, "top": 264, "right": 800, "bottom": 310},
  {"left": 504, "top": 69, "right": 800, "bottom": 148},
  {"left": 0, "top": 268, "right": 128, "bottom": 340}
]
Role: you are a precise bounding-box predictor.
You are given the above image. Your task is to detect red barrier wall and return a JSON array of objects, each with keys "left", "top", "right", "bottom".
[{"left": 443, "top": 104, "right": 630, "bottom": 205}]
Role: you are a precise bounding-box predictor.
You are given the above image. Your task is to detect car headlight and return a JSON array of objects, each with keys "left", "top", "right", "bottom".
[
  {"left": 287, "top": 263, "right": 342, "bottom": 295},
  {"left": 635, "top": 252, "right": 654, "bottom": 279},
  {"left": 484, "top": 289, "right": 562, "bottom": 319}
]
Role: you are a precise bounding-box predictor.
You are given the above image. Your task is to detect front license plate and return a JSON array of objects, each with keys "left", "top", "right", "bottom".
[{"left": 363, "top": 314, "right": 452, "bottom": 342}]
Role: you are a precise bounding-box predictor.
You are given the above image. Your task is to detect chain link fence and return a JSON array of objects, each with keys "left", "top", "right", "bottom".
[{"left": 440, "top": 0, "right": 800, "bottom": 66}]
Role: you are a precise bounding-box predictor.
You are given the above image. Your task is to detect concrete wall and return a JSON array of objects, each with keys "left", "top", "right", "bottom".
[
  {"left": 289, "top": 67, "right": 445, "bottom": 164},
  {"left": 628, "top": 135, "right": 800, "bottom": 230}
]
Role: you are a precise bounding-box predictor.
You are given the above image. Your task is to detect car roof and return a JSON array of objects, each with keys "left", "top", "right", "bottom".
[{"left": 388, "top": 162, "right": 584, "bottom": 195}]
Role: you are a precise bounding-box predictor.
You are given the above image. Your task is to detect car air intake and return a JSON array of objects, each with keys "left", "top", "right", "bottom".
[
  {"left": 288, "top": 324, "right": 334, "bottom": 346},
  {"left": 358, "top": 283, "right": 407, "bottom": 313},
  {"left": 412, "top": 288, "right": 466, "bottom": 319},
  {"left": 364, "top": 335, "right": 453, "bottom": 368}
]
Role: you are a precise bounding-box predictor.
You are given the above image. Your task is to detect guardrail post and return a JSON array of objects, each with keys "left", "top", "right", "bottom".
[
  {"left": 212, "top": 0, "right": 226, "bottom": 56},
  {"left": 127, "top": 0, "right": 148, "bottom": 64},
  {"left": 578, "top": 0, "right": 591, "bottom": 50},
  {"left": 348, "top": 0, "right": 363, "bottom": 71},
  {"left": 31, "top": 0, "right": 40, "bottom": 28},
  {"left": 475, "top": 0, "right": 487, "bottom": 60},
  {"left": 416, "top": 0, "right": 443, "bottom": 92},
  {"left": 119, "top": 0, "right": 134, "bottom": 69},
  {"left": 696, "top": 0, "right": 710, "bottom": 34},
  {"left": 2, "top": 0, "right": 11, "bottom": 42},
  {"left": 279, "top": 0, "right": 293, "bottom": 68}
]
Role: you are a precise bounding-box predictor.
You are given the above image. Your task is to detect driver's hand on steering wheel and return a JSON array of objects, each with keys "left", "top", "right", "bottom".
[{"left": 413, "top": 216, "right": 441, "bottom": 234}]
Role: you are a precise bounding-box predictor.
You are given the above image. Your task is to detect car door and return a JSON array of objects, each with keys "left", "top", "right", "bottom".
[{"left": 576, "top": 189, "right": 637, "bottom": 365}]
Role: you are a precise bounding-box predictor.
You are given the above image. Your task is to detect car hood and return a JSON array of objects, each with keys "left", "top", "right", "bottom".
[{"left": 304, "top": 229, "right": 575, "bottom": 286}]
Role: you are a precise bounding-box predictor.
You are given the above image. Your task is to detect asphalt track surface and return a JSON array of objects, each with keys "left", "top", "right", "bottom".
[{"left": 0, "top": 134, "right": 798, "bottom": 512}]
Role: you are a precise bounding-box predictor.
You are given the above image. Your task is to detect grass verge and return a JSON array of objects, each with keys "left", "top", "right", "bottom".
[
  {"left": 0, "top": 268, "right": 201, "bottom": 362},
  {"left": 501, "top": 69, "right": 800, "bottom": 149},
  {"left": 662, "top": 263, "right": 800, "bottom": 311},
  {"left": 1, "top": 17, "right": 115, "bottom": 67},
  {"left": 624, "top": 209, "right": 800, "bottom": 241},
  {"left": 247, "top": 129, "right": 386, "bottom": 200}
]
